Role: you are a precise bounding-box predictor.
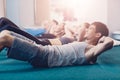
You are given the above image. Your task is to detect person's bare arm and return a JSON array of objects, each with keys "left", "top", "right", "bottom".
[
  {"left": 77, "top": 27, "right": 86, "bottom": 41},
  {"left": 63, "top": 25, "right": 76, "bottom": 38},
  {"left": 48, "top": 38, "right": 62, "bottom": 45},
  {"left": 85, "top": 36, "right": 114, "bottom": 63}
]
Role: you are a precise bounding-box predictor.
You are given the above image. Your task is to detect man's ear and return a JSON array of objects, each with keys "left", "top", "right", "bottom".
[{"left": 96, "top": 32, "right": 102, "bottom": 38}]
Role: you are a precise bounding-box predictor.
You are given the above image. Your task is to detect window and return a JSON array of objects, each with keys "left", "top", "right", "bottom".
[{"left": 50, "top": 0, "right": 77, "bottom": 22}]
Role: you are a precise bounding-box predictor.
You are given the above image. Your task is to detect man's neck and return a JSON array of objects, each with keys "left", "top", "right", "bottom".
[{"left": 85, "top": 39, "right": 98, "bottom": 45}]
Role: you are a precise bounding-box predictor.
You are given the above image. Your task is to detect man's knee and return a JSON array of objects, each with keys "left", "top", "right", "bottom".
[
  {"left": 0, "top": 17, "right": 5, "bottom": 20},
  {"left": 0, "top": 30, "right": 11, "bottom": 35},
  {"left": 0, "top": 17, "right": 8, "bottom": 22}
]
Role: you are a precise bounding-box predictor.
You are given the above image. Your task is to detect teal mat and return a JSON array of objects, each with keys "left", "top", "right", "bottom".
[{"left": 0, "top": 46, "right": 120, "bottom": 80}]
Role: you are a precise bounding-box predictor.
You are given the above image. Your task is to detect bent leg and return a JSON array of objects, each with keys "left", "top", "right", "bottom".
[
  {"left": 0, "top": 17, "right": 51, "bottom": 45},
  {"left": 0, "top": 25, "right": 51, "bottom": 45},
  {"left": 0, "top": 33, "right": 49, "bottom": 67}
]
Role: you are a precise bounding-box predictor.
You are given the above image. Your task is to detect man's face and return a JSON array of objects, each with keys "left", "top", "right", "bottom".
[{"left": 84, "top": 25, "right": 98, "bottom": 40}]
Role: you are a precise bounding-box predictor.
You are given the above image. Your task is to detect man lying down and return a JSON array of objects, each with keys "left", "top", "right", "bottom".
[{"left": 0, "top": 22, "right": 113, "bottom": 68}]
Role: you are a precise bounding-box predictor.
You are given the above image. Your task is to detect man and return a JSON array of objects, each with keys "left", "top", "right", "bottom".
[{"left": 0, "top": 22, "right": 113, "bottom": 68}]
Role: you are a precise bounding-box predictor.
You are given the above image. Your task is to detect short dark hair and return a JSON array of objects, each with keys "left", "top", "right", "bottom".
[{"left": 91, "top": 22, "right": 109, "bottom": 36}]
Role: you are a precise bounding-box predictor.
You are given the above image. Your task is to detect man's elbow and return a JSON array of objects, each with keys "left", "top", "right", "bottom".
[{"left": 106, "top": 39, "right": 114, "bottom": 50}]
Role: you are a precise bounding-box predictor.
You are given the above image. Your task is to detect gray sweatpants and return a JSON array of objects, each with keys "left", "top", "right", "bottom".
[{"left": 7, "top": 38, "right": 49, "bottom": 67}]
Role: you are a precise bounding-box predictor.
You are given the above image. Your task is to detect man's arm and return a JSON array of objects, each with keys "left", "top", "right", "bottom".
[{"left": 85, "top": 36, "right": 114, "bottom": 63}]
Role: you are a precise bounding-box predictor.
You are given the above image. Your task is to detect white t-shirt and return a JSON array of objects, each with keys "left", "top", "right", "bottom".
[{"left": 47, "top": 42, "right": 87, "bottom": 67}]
